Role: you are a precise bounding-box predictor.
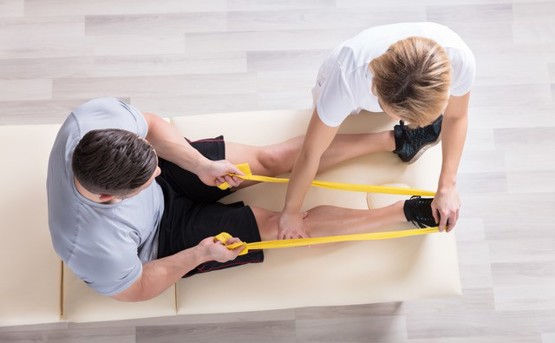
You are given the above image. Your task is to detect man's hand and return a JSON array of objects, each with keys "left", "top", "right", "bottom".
[
  {"left": 431, "top": 185, "right": 460, "bottom": 232},
  {"left": 278, "top": 212, "right": 309, "bottom": 240},
  {"left": 198, "top": 236, "right": 244, "bottom": 263},
  {"left": 198, "top": 160, "right": 244, "bottom": 188},
  {"left": 113, "top": 236, "right": 244, "bottom": 302}
]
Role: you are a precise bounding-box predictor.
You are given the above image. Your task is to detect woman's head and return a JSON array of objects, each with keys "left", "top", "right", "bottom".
[
  {"left": 369, "top": 37, "right": 452, "bottom": 126},
  {"left": 72, "top": 129, "right": 159, "bottom": 197}
]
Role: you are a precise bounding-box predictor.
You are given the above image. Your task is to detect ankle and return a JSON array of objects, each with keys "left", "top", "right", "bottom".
[{"left": 383, "top": 130, "right": 396, "bottom": 151}]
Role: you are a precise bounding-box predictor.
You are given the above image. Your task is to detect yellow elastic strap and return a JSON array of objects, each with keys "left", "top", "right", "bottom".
[
  {"left": 214, "top": 163, "right": 438, "bottom": 255},
  {"left": 215, "top": 227, "right": 440, "bottom": 256},
  {"left": 218, "top": 163, "right": 436, "bottom": 197}
]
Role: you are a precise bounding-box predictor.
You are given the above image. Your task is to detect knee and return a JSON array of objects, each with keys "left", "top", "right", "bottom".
[
  {"left": 252, "top": 208, "right": 279, "bottom": 241},
  {"left": 257, "top": 147, "right": 289, "bottom": 176}
]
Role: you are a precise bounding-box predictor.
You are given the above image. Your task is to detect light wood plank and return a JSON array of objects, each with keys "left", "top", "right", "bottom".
[
  {"left": 409, "top": 336, "right": 541, "bottom": 343},
  {"left": 0, "top": 36, "right": 92, "bottom": 59},
  {"left": 135, "top": 321, "right": 296, "bottom": 343},
  {"left": 495, "top": 127, "right": 555, "bottom": 151},
  {"left": 0, "top": 327, "right": 135, "bottom": 343},
  {"left": 426, "top": 3, "right": 513, "bottom": 23},
  {"left": 52, "top": 74, "right": 257, "bottom": 99},
  {"left": 458, "top": 172, "right": 508, "bottom": 194},
  {"left": 0, "top": 0, "right": 23, "bottom": 17},
  {"left": 89, "top": 35, "right": 185, "bottom": 56},
  {"left": 0, "top": 16, "right": 85, "bottom": 39},
  {"left": 85, "top": 13, "right": 227, "bottom": 36},
  {"left": 247, "top": 50, "right": 328, "bottom": 73},
  {"left": 0, "top": 79, "right": 51, "bottom": 101},
  {"left": 24, "top": 0, "right": 227, "bottom": 16},
  {"left": 226, "top": 7, "right": 426, "bottom": 31},
  {"left": 296, "top": 316, "right": 407, "bottom": 343},
  {"left": 470, "top": 84, "right": 552, "bottom": 107},
  {"left": 131, "top": 93, "right": 258, "bottom": 117},
  {"left": 0, "top": 98, "right": 119, "bottom": 125},
  {"left": 226, "top": 0, "right": 335, "bottom": 11},
  {"left": 507, "top": 171, "right": 555, "bottom": 193},
  {"left": 186, "top": 28, "right": 359, "bottom": 53},
  {"left": 494, "top": 284, "right": 555, "bottom": 312},
  {"left": 469, "top": 104, "right": 555, "bottom": 129},
  {"left": 0, "top": 56, "right": 94, "bottom": 79},
  {"left": 87, "top": 52, "right": 247, "bottom": 78},
  {"left": 543, "top": 333, "right": 555, "bottom": 343},
  {"left": 459, "top": 151, "right": 505, "bottom": 174},
  {"left": 407, "top": 310, "right": 555, "bottom": 339}
]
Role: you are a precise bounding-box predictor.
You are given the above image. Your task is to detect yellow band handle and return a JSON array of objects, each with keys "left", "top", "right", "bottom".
[
  {"left": 215, "top": 227, "right": 440, "bottom": 256},
  {"left": 218, "top": 163, "right": 436, "bottom": 196}
]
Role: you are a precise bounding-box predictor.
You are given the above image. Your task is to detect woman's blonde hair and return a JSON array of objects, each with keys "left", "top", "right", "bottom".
[{"left": 369, "top": 37, "right": 452, "bottom": 126}]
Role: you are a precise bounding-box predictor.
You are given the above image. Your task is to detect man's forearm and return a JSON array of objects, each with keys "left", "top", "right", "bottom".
[
  {"left": 115, "top": 245, "right": 210, "bottom": 302},
  {"left": 144, "top": 112, "right": 210, "bottom": 175}
]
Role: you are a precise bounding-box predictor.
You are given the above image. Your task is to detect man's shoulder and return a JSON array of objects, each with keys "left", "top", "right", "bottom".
[
  {"left": 69, "top": 97, "right": 147, "bottom": 137},
  {"left": 71, "top": 97, "right": 127, "bottom": 118}
]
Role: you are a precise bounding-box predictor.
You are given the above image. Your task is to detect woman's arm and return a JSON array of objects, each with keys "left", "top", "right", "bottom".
[
  {"left": 432, "top": 92, "right": 470, "bottom": 232},
  {"left": 278, "top": 109, "right": 340, "bottom": 239}
]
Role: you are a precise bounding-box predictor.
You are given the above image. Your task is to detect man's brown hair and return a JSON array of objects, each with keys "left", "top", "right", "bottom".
[{"left": 72, "top": 129, "right": 158, "bottom": 197}]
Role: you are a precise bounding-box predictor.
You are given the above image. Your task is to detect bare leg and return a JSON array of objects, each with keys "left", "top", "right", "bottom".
[
  {"left": 251, "top": 201, "right": 406, "bottom": 241},
  {"left": 225, "top": 131, "right": 395, "bottom": 188},
  {"left": 303, "top": 202, "right": 406, "bottom": 237}
]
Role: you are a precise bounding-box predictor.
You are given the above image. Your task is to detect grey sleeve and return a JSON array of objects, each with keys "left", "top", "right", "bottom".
[
  {"left": 72, "top": 97, "right": 148, "bottom": 138},
  {"left": 74, "top": 253, "right": 143, "bottom": 296}
]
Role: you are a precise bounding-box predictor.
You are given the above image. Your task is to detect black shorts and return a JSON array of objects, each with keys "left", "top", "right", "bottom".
[{"left": 156, "top": 136, "right": 264, "bottom": 277}]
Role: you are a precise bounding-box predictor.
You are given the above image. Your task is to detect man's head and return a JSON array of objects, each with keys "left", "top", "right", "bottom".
[
  {"left": 72, "top": 129, "right": 159, "bottom": 198},
  {"left": 369, "top": 37, "right": 452, "bottom": 126}
]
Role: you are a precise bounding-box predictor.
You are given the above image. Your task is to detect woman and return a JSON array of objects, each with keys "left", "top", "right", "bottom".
[{"left": 279, "top": 22, "right": 476, "bottom": 239}]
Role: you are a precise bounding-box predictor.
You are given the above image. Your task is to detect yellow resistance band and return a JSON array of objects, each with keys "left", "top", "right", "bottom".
[
  {"left": 218, "top": 163, "right": 436, "bottom": 197},
  {"left": 215, "top": 163, "right": 439, "bottom": 255},
  {"left": 215, "top": 228, "right": 440, "bottom": 256}
]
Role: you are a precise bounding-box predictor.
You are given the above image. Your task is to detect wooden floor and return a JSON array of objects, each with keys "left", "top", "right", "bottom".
[{"left": 1, "top": 0, "right": 555, "bottom": 342}]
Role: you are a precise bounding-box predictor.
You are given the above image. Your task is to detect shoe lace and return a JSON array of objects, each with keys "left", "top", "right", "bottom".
[
  {"left": 406, "top": 196, "right": 433, "bottom": 228},
  {"left": 400, "top": 121, "right": 434, "bottom": 144}
]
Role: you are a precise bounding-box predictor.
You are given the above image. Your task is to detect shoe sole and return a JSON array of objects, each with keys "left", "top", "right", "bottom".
[{"left": 406, "top": 138, "right": 441, "bottom": 164}]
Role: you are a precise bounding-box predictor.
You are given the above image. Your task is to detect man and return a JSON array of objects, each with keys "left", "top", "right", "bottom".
[{"left": 47, "top": 97, "right": 438, "bottom": 302}]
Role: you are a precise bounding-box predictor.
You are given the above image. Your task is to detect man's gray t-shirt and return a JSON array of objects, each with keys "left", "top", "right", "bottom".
[{"left": 47, "top": 97, "right": 165, "bottom": 296}]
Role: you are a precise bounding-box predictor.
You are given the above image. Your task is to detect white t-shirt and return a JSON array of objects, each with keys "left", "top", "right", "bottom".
[
  {"left": 47, "top": 98, "right": 165, "bottom": 296},
  {"left": 314, "top": 22, "right": 476, "bottom": 127}
]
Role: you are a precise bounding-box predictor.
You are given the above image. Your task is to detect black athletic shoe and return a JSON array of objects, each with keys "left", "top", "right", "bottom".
[
  {"left": 403, "top": 196, "right": 438, "bottom": 228},
  {"left": 393, "top": 115, "right": 443, "bottom": 164}
]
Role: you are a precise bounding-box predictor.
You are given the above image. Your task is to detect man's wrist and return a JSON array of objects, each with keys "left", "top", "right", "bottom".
[
  {"left": 192, "top": 244, "right": 212, "bottom": 264},
  {"left": 187, "top": 153, "right": 210, "bottom": 176}
]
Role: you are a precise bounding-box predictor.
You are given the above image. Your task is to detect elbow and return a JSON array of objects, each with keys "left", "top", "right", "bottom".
[
  {"left": 112, "top": 291, "right": 155, "bottom": 303},
  {"left": 111, "top": 279, "right": 160, "bottom": 302}
]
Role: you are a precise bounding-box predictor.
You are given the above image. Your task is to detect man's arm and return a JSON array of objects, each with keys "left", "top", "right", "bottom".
[
  {"left": 113, "top": 237, "right": 243, "bottom": 302},
  {"left": 142, "top": 112, "right": 242, "bottom": 187},
  {"left": 432, "top": 92, "right": 470, "bottom": 232}
]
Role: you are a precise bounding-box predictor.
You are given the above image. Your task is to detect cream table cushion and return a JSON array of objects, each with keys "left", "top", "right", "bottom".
[
  {"left": 0, "top": 125, "right": 62, "bottom": 326},
  {"left": 171, "top": 110, "right": 460, "bottom": 315}
]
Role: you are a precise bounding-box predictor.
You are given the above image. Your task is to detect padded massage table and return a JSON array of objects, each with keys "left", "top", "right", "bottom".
[{"left": 0, "top": 109, "right": 460, "bottom": 326}]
